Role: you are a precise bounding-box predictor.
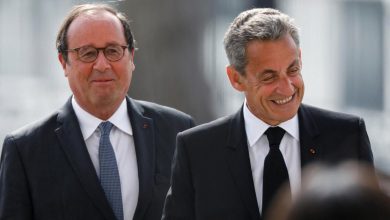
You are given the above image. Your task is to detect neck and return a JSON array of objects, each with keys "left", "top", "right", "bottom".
[{"left": 75, "top": 97, "right": 124, "bottom": 121}]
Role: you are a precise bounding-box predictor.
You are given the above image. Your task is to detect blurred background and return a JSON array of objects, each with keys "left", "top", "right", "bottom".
[{"left": 0, "top": 0, "right": 389, "bottom": 174}]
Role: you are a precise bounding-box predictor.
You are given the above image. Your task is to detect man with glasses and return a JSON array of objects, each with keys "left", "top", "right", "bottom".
[{"left": 0, "top": 4, "right": 194, "bottom": 220}]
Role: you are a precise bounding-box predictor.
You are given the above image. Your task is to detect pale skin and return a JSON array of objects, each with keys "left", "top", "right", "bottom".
[
  {"left": 227, "top": 34, "right": 305, "bottom": 126},
  {"left": 59, "top": 10, "right": 135, "bottom": 120}
]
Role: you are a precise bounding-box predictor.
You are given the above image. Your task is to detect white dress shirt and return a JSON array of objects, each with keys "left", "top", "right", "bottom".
[
  {"left": 243, "top": 100, "right": 301, "bottom": 215},
  {"left": 72, "top": 97, "right": 138, "bottom": 220}
]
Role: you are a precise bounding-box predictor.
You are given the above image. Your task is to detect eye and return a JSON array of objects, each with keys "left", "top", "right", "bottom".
[
  {"left": 78, "top": 47, "right": 97, "bottom": 59},
  {"left": 105, "top": 45, "right": 122, "bottom": 56},
  {"left": 288, "top": 67, "right": 300, "bottom": 75},
  {"left": 260, "top": 73, "right": 277, "bottom": 83}
]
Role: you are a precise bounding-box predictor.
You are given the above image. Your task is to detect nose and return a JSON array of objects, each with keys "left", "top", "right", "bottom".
[
  {"left": 93, "top": 50, "right": 111, "bottom": 72},
  {"left": 277, "top": 75, "right": 295, "bottom": 95}
]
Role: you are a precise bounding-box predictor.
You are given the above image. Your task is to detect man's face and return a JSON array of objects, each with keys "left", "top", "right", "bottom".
[
  {"left": 227, "top": 34, "right": 304, "bottom": 125},
  {"left": 59, "top": 11, "right": 134, "bottom": 117}
]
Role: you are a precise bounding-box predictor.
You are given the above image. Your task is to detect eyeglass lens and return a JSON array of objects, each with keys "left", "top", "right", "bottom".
[{"left": 78, "top": 45, "right": 125, "bottom": 62}]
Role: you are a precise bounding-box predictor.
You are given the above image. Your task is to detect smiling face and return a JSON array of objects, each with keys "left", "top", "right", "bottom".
[
  {"left": 227, "top": 34, "right": 304, "bottom": 125},
  {"left": 59, "top": 10, "right": 135, "bottom": 120}
]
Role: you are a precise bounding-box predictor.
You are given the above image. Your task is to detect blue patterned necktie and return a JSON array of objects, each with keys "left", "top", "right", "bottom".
[{"left": 99, "top": 121, "right": 124, "bottom": 220}]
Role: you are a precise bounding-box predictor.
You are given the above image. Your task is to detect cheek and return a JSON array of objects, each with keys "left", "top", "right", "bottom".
[
  {"left": 68, "top": 72, "right": 83, "bottom": 89},
  {"left": 67, "top": 66, "right": 91, "bottom": 89},
  {"left": 293, "top": 75, "right": 304, "bottom": 87},
  {"left": 256, "top": 85, "right": 274, "bottom": 99},
  {"left": 68, "top": 61, "right": 91, "bottom": 77},
  {"left": 113, "top": 64, "right": 133, "bottom": 89},
  {"left": 123, "top": 72, "right": 132, "bottom": 88},
  {"left": 115, "top": 60, "right": 134, "bottom": 75}
]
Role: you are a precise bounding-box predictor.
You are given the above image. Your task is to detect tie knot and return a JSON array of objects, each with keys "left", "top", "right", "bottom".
[
  {"left": 99, "top": 121, "right": 114, "bottom": 135},
  {"left": 265, "top": 126, "right": 285, "bottom": 149}
]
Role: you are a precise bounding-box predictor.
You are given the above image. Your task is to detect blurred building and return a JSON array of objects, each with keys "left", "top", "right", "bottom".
[
  {"left": 0, "top": 0, "right": 389, "bottom": 173},
  {"left": 278, "top": 0, "right": 390, "bottom": 173}
]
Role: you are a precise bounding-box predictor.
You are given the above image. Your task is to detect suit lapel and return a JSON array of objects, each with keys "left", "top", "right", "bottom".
[
  {"left": 298, "top": 104, "right": 321, "bottom": 167},
  {"left": 55, "top": 98, "right": 116, "bottom": 220},
  {"left": 225, "top": 107, "right": 262, "bottom": 219},
  {"left": 127, "top": 98, "right": 155, "bottom": 220}
]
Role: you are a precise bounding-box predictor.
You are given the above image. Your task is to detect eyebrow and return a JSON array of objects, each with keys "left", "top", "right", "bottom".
[
  {"left": 260, "top": 58, "right": 300, "bottom": 75},
  {"left": 287, "top": 58, "right": 300, "bottom": 69}
]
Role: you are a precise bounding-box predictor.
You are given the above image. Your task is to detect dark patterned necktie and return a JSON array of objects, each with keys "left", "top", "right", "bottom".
[
  {"left": 262, "top": 126, "right": 291, "bottom": 217},
  {"left": 99, "top": 121, "right": 124, "bottom": 220}
]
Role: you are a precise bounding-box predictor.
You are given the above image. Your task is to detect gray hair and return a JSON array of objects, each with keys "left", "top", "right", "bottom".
[{"left": 223, "top": 8, "right": 300, "bottom": 74}]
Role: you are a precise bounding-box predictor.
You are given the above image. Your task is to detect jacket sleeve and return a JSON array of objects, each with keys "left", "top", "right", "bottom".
[
  {"left": 162, "top": 133, "right": 195, "bottom": 220},
  {"left": 0, "top": 136, "right": 33, "bottom": 220}
]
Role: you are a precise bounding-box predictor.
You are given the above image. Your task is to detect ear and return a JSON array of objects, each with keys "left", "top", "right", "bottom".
[
  {"left": 130, "top": 49, "right": 135, "bottom": 60},
  {"left": 226, "top": 65, "right": 246, "bottom": 92},
  {"left": 58, "top": 53, "right": 68, "bottom": 76},
  {"left": 129, "top": 49, "right": 135, "bottom": 71}
]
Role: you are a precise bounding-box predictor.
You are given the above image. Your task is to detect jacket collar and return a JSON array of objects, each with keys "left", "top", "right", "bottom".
[
  {"left": 126, "top": 97, "right": 155, "bottom": 220},
  {"left": 225, "top": 106, "right": 262, "bottom": 219},
  {"left": 56, "top": 97, "right": 117, "bottom": 220}
]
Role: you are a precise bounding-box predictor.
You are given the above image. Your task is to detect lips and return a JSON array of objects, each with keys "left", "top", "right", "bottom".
[{"left": 91, "top": 78, "right": 114, "bottom": 83}]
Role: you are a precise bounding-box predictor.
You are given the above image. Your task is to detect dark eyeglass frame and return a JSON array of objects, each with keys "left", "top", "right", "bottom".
[{"left": 65, "top": 44, "right": 129, "bottom": 63}]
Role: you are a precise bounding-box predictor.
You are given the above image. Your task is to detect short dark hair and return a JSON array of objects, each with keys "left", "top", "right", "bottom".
[{"left": 56, "top": 3, "right": 135, "bottom": 62}]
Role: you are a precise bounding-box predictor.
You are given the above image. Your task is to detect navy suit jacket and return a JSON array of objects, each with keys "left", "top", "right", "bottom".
[
  {"left": 162, "top": 104, "right": 373, "bottom": 220},
  {"left": 0, "top": 97, "right": 194, "bottom": 220}
]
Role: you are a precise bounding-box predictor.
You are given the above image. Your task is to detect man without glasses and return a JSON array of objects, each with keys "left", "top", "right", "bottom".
[{"left": 162, "top": 8, "right": 373, "bottom": 220}]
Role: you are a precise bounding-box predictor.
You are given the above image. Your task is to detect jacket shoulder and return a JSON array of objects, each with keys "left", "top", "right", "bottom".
[
  {"left": 300, "top": 104, "right": 363, "bottom": 123},
  {"left": 131, "top": 99, "right": 193, "bottom": 122},
  {"left": 5, "top": 111, "right": 59, "bottom": 142},
  {"left": 179, "top": 114, "right": 232, "bottom": 140},
  {"left": 299, "top": 104, "right": 368, "bottom": 140},
  {"left": 132, "top": 99, "right": 192, "bottom": 119}
]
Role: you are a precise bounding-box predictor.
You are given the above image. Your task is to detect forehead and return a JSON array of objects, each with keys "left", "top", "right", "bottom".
[
  {"left": 67, "top": 10, "right": 126, "bottom": 47},
  {"left": 245, "top": 35, "right": 300, "bottom": 71}
]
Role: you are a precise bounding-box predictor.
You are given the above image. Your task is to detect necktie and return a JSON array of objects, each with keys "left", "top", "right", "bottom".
[
  {"left": 262, "top": 126, "right": 291, "bottom": 217},
  {"left": 99, "top": 121, "right": 124, "bottom": 220}
]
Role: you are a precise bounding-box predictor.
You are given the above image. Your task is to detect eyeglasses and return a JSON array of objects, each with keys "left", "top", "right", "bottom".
[{"left": 66, "top": 44, "right": 129, "bottom": 63}]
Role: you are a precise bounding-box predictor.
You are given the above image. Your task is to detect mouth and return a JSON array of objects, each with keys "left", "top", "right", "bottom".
[
  {"left": 272, "top": 94, "right": 294, "bottom": 105},
  {"left": 92, "top": 79, "right": 114, "bottom": 83}
]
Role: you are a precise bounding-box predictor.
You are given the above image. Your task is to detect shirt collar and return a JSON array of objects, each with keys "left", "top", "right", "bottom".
[
  {"left": 243, "top": 99, "right": 299, "bottom": 147},
  {"left": 72, "top": 97, "right": 133, "bottom": 140}
]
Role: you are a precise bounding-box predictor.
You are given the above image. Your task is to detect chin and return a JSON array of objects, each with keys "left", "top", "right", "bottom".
[
  {"left": 91, "top": 95, "right": 115, "bottom": 105},
  {"left": 274, "top": 112, "right": 296, "bottom": 123}
]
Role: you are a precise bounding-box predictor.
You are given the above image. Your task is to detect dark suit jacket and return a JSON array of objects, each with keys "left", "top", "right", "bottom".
[
  {"left": 0, "top": 96, "right": 194, "bottom": 220},
  {"left": 162, "top": 104, "right": 373, "bottom": 220}
]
